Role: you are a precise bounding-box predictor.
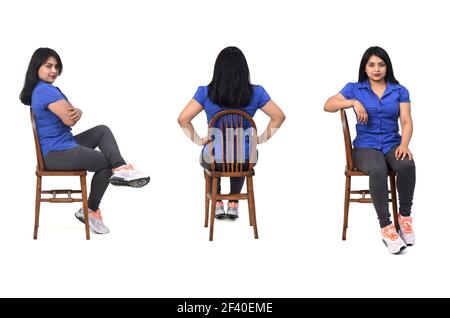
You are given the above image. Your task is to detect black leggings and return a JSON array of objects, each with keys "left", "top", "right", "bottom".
[
  {"left": 44, "top": 125, "right": 126, "bottom": 211},
  {"left": 352, "top": 147, "right": 416, "bottom": 228}
]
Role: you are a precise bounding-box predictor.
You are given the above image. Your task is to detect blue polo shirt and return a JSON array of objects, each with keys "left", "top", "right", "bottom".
[
  {"left": 340, "top": 80, "right": 410, "bottom": 154},
  {"left": 31, "top": 81, "right": 78, "bottom": 157},
  {"left": 193, "top": 85, "right": 270, "bottom": 162}
]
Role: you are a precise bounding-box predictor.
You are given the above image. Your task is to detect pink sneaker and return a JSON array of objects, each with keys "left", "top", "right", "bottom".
[
  {"left": 381, "top": 224, "right": 406, "bottom": 254},
  {"left": 398, "top": 215, "right": 415, "bottom": 246}
]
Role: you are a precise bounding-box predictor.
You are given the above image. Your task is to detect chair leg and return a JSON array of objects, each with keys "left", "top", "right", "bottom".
[
  {"left": 247, "top": 176, "right": 258, "bottom": 239},
  {"left": 204, "top": 171, "right": 210, "bottom": 228},
  {"left": 34, "top": 176, "right": 42, "bottom": 240},
  {"left": 389, "top": 174, "right": 399, "bottom": 229},
  {"left": 209, "top": 177, "right": 218, "bottom": 241},
  {"left": 80, "top": 175, "right": 90, "bottom": 240},
  {"left": 248, "top": 176, "right": 252, "bottom": 226},
  {"left": 342, "top": 175, "right": 351, "bottom": 241}
]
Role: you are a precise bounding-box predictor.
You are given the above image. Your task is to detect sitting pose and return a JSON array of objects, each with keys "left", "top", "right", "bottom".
[
  {"left": 20, "top": 48, "right": 150, "bottom": 234},
  {"left": 324, "top": 46, "right": 415, "bottom": 254},
  {"left": 178, "top": 46, "right": 285, "bottom": 219}
]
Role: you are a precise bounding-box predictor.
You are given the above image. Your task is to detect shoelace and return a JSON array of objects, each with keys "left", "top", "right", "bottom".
[
  {"left": 228, "top": 202, "right": 239, "bottom": 209},
  {"left": 382, "top": 225, "right": 400, "bottom": 241},
  {"left": 90, "top": 209, "right": 103, "bottom": 220},
  {"left": 112, "top": 164, "right": 137, "bottom": 179},
  {"left": 399, "top": 217, "right": 413, "bottom": 234},
  {"left": 113, "top": 163, "right": 135, "bottom": 172}
]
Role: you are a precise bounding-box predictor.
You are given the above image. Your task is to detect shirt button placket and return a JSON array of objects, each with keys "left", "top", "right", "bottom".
[{"left": 378, "top": 99, "right": 382, "bottom": 150}]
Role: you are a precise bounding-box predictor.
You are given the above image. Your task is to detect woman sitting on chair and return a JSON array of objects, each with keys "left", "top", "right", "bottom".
[
  {"left": 20, "top": 47, "right": 150, "bottom": 235},
  {"left": 324, "top": 46, "right": 416, "bottom": 254},
  {"left": 178, "top": 46, "right": 285, "bottom": 219}
]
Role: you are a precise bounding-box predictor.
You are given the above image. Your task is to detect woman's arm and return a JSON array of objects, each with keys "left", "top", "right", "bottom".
[
  {"left": 258, "top": 100, "right": 286, "bottom": 144},
  {"left": 48, "top": 99, "right": 78, "bottom": 126},
  {"left": 177, "top": 99, "right": 207, "bottom": 145},
  {"left": 395, "top": 102, "right": 413, "bottom": 160},
  {"left": 67, "top": 102, "right": 82, "bottom": 124},
  {"left": 324, "top": 93, "right": 368, "bottom": 124}
]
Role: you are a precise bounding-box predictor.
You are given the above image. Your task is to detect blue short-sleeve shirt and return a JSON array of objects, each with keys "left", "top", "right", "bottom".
[
  {"left": 340, "top": 80, "right": 410, "bottom": 154},
  {"left": 31, "top": 81, "right": 78, "bottom": 157},
  {"left": 194, "top": 85, "right": 270, "bottom": 161}
]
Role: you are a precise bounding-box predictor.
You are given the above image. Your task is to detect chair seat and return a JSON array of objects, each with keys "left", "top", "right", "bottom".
[
  {"left": 204, "top": 168, "right": 255, "bottom": 178},
  {"left": 36, "top": 169, "right": 87, "bottom": 176},
  {"left": 345, "top": 167, "right": 396, "bottom": 177}
]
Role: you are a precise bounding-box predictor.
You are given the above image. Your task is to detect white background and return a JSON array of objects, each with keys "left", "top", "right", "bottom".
[{"left": 0, "top": 0, "right": 448, "bottom": 297}]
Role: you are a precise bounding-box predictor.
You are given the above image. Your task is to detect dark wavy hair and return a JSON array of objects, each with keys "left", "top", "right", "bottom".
[
  {"left": 207, "top": 46, "right": 253, "bottom": 108},
  {"left": 358, "top": 46, "right": 398, "bottom": 84},
  {"left": 19, "top": 48, "right": 63, "bottom": 105}
]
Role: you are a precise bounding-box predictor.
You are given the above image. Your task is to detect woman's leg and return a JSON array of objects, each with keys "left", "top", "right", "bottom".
[
  {"left": 44, "top": 146, "right": 111, "bottom": 211},
  {"left": 74, "top": 125, "right": 126, "bottom": 168},
  {"left": 229, "top": 177, "right": 245, "bottom": 203},
  {"left": 385, "top": 147, "right": 416, "bottom": 217},
  {"left": 352, "top": 148, "right": 391, "bottom": 228}
]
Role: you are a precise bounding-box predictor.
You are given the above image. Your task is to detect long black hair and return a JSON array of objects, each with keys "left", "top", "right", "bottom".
[
  {"left": 358, "top": 46, "right": 399, "bottom": 84},
  {"left": 19, "top": 48, "right": 63, "bottom": 105},
  {"left": 207, "top": 46, "right": 253, "bottom": 108}
]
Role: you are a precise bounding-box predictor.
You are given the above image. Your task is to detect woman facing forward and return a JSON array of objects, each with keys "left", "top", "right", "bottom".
[{"left": 324, "top": 46, "right": 416, "bottom": 254}]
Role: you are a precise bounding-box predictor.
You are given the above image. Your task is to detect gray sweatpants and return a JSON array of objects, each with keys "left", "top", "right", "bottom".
[
  {"left": 352, "top": 147, "right": 416, "bottom": 228},
  {"left": 44, "top": 125, "right": 126, "bottom": 211}
]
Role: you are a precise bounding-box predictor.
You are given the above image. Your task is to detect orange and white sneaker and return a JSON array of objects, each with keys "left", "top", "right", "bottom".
[
  {"left": 227, "top": 202, "right": 239, "bottom": 219},
  {"left": 381, "top": 223, "right": 406, "bottom": 254},
  {"left": 109, "top": 164, "right": 150, "bottom": 188},
  {"left": 75, "top": 208, "right": 109, "bottom": 234},
  {"left": 398, "top": 215, "right": 415, "bottom": 246}
]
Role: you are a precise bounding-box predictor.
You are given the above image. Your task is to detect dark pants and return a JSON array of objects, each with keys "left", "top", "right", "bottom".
[
  {"left": 352, "top": 147, "right": 416, "bottom": 228},
  {"left": 200, "top": 153, "right": 257, "bottom": 203},
  {"left": 44, "top": 125, "right": 126, "bottom": 211}
]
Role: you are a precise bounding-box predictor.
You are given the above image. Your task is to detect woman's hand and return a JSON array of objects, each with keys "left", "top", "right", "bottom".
[
  {"left": 200, "top": 137, "right": 212, "bottom": 145},
  {"left": 353, "top": 100, "right": 368, "bottom": 124},
  {"left": 395, "top": 144, "right": 413, "bottom": 160},
  {"left": 67, "top": 106, "right": 82, "bottom": 123}
]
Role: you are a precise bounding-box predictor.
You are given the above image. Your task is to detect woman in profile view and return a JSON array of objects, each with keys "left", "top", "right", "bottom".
[{"left": 20, "top": 47, "right": 150, "bottom": 235}]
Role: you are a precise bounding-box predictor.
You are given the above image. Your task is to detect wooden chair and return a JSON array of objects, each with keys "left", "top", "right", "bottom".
[
  {"left": 30, "top": 109, "right": 90, "bottom": 240},
  {"left": 340, "top": 109, "right": 399, "bottom": 240},
  {"left": 203, "top": 110, "right": 258, "bottom": 241}
]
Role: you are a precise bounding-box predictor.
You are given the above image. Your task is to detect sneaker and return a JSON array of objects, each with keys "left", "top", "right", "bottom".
[
  {"left": 215, "top": 201, "right": 226, "bottom": 219},
  {"left": 227, "top": 202, "right": 239, "bottom": 220},
  {"left": 398, "top": 215, "right": 415, "bottom": 246},
  {"left": 109, "top": 164, "right": 150, "bottom": 188},
  {"left": 75, "top": 208, "right": 110, "bottom": 234},
  {"left": 381, "top": 223, "right": 406, "bottom": 254}
]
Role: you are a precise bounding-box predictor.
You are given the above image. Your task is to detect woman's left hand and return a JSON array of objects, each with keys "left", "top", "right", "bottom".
[
  {"left": 67, "top": 106, "right": 82, "bottom": 123},
  {"left": 395, "top": 144, "right": 413, "bottom": 160}
]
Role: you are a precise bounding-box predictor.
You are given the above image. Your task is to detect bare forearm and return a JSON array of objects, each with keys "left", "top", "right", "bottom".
[
  {"left": 400, "top": 122, "right": 413, "bottom": 146},
  {"left": 179, "top": 121, "right": 201, "bottom": 145},
  {"left": 324, "top": 97, "right": 355, "bottom": 112},
  {"left": 259, "top": 117, "right": 285, "bottom": 144}
]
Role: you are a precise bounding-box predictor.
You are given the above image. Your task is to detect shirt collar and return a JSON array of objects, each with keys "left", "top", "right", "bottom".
[{"left": 358, "top": 79, "right": 397, "bottom": 97}]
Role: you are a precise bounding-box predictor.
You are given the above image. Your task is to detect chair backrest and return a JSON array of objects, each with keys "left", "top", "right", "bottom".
[
  {"left": 30, "top": 108, "right": 45, "bottom": 171},
  {"left": 340, "top": 109, "right": 354, "bottom": 170},
  {"left": 206, "top": 110, "right": 258, "bottom": 172}
]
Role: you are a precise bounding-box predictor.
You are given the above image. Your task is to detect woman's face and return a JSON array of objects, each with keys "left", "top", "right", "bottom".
[
  {"left": 365, "top": 55, "right": 386, "bottom": 83},
  {"left": 38, "top": 56, "right": 60, "bottom": 83}
]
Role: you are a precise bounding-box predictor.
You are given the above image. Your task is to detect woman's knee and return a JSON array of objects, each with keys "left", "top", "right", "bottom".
[
  {"left": 396, "top": 159, "right": 416, "bottom": 174},
  {"left": 368, "top": 164, "right": 388, "bottom": 177},
  {"left": 95, "top": 124, "right": 112, "bottom": 134}
]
